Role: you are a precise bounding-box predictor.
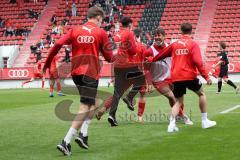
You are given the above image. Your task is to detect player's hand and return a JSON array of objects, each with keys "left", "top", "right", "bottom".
[
  {"left": 145, "top": 56, "right": 154, "bottom": 63},
  {"left": 207, "top": 79, "right": 212, "bottom": 85},
  {"left": 212, "top": 65, "right": 216, "bottom": 69},
  {"left": 147, "top": 84, "right": 154, "bottom": 93}
]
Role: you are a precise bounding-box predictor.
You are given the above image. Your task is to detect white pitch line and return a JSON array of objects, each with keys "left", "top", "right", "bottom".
[{"left": 220, "top": 105, "right": 240, "bottom": 114}]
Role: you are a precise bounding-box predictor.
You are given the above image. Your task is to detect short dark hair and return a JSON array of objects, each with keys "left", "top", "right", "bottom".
[
  {"left": 87, "top": 6, "right": 105, "bottom": 19},
  {"left": 133, "top": 28, "right": 141, "bottom": 38},
  {"left": 153, "top": 27, "right": 165, "bottom": 36},
  {"left": 120, "top": 17, "right": 132, "bottom": 27},
  {"left": 219, "top": 41, "right": 227, "bottom": 49},
  {"left": 181, "top": 23, "right": 192, "bottom": 34}
]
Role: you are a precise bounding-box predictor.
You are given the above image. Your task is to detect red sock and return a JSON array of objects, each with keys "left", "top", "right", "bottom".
[
  {"left": 41, "top": 80, "right": 45, "bottom": 89},
  {"left": 178, "top": 104, "right": 184, "bottom": 116},
  {"left": 138, "top": 102, "right": 145, "bottom": 117},
  {"left": 56, "top": 82, "right": 61, "bottom": 92},
  {"left": 104, "top": 96, "right": 113, "bottom": 110}
]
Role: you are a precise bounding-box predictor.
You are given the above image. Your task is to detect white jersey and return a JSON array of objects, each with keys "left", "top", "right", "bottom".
[{"left": 150, "top": 44, "right": 171, "bottom": 82}]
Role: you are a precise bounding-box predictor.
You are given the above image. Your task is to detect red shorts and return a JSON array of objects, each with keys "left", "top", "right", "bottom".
[
  {"left": 34, "top": 73, "right": 43, "bottom": 79},
  {"left": 49, "top": 71, "right": 59, "bottom": 80}
]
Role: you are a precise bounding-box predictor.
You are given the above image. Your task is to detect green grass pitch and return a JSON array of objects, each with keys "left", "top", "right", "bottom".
[{"left": 0, "top": 85, "right": 239, "bottom": 160}]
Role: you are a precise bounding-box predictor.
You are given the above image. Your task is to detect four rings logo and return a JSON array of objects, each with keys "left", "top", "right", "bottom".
[
  {"left": 8, "top": 69, "right": 29, "bottom": 78},
  {"left": 175, "top": 49, "right": 189, "bottom": 55},
  {"left": 77, "top": 36, "right": 95, "bottom": 44}
]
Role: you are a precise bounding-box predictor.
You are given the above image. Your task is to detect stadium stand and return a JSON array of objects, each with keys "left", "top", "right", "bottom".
[
  {"left": 138, "top": 0, "right": 166, "bottom": 44},
  {"left": 160, "top": 0, "right": 202, "bottom": 43},
  {"left": 206, "top": 0, "right": 240, "bottom": 61},
  {"left": 0, "top": 0, "right": 46, "bottom": 46}
]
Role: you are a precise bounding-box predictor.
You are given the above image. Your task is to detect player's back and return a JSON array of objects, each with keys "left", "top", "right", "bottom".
[
  {"left": 70, "top": 22, "right": 111, "bottom": 79},
  {"left": 114, "top": 28, "right": 137, "bottom": 68},
  {"left": 171, "top": 35, "right": 200, "bottom": 81}
]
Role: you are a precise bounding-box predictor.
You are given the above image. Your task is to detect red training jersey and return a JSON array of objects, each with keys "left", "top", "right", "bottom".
[
  {"left": 113, "top": 28, "right": 137, "bottom": 68},
  {"left": 43, "top": 21, "right": 113, "bottom": 80},
  {"left": 152, "top": 35, "right": 209, "bottom": 82}
]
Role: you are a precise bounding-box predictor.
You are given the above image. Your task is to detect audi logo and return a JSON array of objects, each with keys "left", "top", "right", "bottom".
[
  {"left": 77, "top": 36, "right": 95, "bottom": 44},
  {"left": 8, "top": 69, "right": 29, "bottom": 78},
  {"left": 175, "top": 49, "right": 189, "bottom": 55}
]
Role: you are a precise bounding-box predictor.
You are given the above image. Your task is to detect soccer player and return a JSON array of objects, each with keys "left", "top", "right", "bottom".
[
  {"left": 107, "top": 17, "right": 145, "bottom": 126},
  {"left": 22, "top": 57, "right": 45, "bottom": 89},
  {"left": 146, "top": 23, "right": 216, "bottom": 132},
  {"left": 125, "top": 27, "right": 192, "bottom": 125},
  {"left": 48, "top": 56, "right": 65, "bottom": 97},
  {"left": 213, "top": 41, "right": 239, "bottom": 94},
  {"left": 42, "top": 7, "right": 113, "bottom": 156}
]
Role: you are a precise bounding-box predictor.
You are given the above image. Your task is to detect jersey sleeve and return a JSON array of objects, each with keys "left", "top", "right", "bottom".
[
  {"left": 191, "top": 43, "right": 210, "bottom": 81},
  {"left": 43, "top": 29, "right": 73, "bottom": 70},
  {"left": 152, "top": 44, "right": 173, "bottom": 61},
  {"left": 100, "top": 30, "right": 113, "bottom": 62},
  {"left": 144, "top": 47, "right": 153, "bottom": 57}
]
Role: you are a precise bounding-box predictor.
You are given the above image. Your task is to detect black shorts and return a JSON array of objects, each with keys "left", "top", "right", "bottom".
[
  {"left": 172, "top": 79, "right": 202, "bottom": 98},
  {"left": 72, "top": 75, "right": 98, "bottom": 106},
  {"left": 219, "top": 66, "right": 228, "bottom": 78}
]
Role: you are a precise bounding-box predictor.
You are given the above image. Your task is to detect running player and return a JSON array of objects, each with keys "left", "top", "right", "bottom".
[
  {"left": 43, "top": 7, "right": 113, "bottom": 156},
  {"left": 146, "top": 23, "right": 216, "bottom": 132},
  {"left": 107, "top": 17, "right": 145, "bottom": 126},
  {"left": 124, "top": 27, "right": 192, "bottom": 125},
  {"left": 213, "top": 41, "right": 239, "bottom": 94},
  {"left": 22, "top": 57, "right": 45, "bottom": 89},
  {"left": 48, "top": 56, "right": 65, "bottom": 97}
]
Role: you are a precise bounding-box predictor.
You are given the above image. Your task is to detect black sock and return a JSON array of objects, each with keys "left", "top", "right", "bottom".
[
  {"left": 227, "top": 80, "right": 237, "bottom": 89},
  {"left": 218, "top": 81, "right": 222, "bottom": 92}
]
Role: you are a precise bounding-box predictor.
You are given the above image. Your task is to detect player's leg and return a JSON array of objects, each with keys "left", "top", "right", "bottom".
[
  {"left": 41, "top": 76, "right": 45, "bottom": 89},
  {"left": 56, "top": 78, "right": 66, "bottom": 96},
  {"left": 188, "top": 79, "right": 216, "bottom": 129},
  {"left": 167, "top": 81, "right": 187, "bottom": 132},
  {"left": 49, "top": 79, "right": 55, "bottom": 97},
  {"left": 223, "top": 77, "right": 237, "bottom": 90},
  {"left": 57, "top": 75, "right": 98, "bottom": 155},
  {"left": 153, "top": 81, "right": 192, "bottom": 125},
  {"left": 108, "top": 68, "right": 131, "bottom": 126},
  {"left": 22, "top": 77, "right": 34, "bottom": 86},
  {"left": 96, "top": 96, "right": 113, "bottom": 120},
  {"left": 123, "top": 69, "right": 145, "bottom": 111},
  {"left": 75, "top": 104, "right": 96, "bottom": 150},
  {"left": 57, "top": 103, "right": 90, "bottom": 156},
  {"left": 168, "top": 96, "right": 183, "bottom": 132},
  {"left": 137, "top": 92, "right": 146, "bottom": 123}
]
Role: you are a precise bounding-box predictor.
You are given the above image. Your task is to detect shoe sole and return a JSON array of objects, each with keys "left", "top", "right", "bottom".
[
  {"left": 108, "top": 117, "right": 118, "bottom": 127},
  {"left": 123, "top": 98, "right": 134, "bottom": 111},
  {"left": 75, "top": 138, "right": 88, "bottom": 150},
  {"left": 57, "top": 145, "right": 71, "bottom": 156}
]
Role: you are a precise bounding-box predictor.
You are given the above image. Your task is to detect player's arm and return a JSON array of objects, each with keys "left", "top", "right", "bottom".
[
  {"left": 152, "top": 44, "right": 173, "bottom": 62},
  {"left": 192, "top": 43, "right": 210, "bottom": 81},
  {"left": 212, "top": 60, "right": 222, "bottom": 68},
  {"left": 100, "top": 30, "right": 113, "bottom": 62},
  {"left": 43, "top": 29, "right": 73, "bottom": 73}
]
